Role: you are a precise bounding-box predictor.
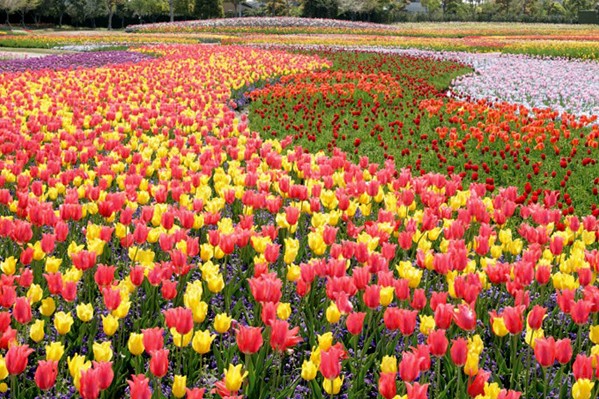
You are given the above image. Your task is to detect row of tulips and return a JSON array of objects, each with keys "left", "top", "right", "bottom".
[{"left": 1, "top": 42, "right": 599, "bottom": 399}]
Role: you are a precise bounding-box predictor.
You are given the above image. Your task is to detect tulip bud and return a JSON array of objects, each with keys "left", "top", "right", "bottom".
[
  {"left": 128, "top": 333, "right": 145, "bottom": 356},
  {"left": 45, "top": 341, "right": 65, "bottom": 362},
  {"left": 301, "top": 360, "right": 317, "bottom": 381},
  {"left": 30, "top": 319, "right": 45, "bottom": 343},
  {"left": 214, "top": 313, "right": 231, "bottom": 334},
  {"left": 172, "top": 375, "right": 187, "bottom": 398},
  {"left": 326, "top": 302, "right": 341, "bottom": 324}
]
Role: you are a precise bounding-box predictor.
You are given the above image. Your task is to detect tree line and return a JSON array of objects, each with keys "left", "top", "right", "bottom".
[{"left": 0, "top": 0, "right": 597, "bottom": 29}]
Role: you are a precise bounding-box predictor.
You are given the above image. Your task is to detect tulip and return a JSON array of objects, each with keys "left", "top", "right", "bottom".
[
  {"left": 214, "top": 313, "right": 232, "bottom": 334},
  {"left": 269, "top": 319, "right": 302, "bottom": 351},
  {"left": 5, "top": 344, "right": 34, "bottom": 375},
  {"left": 29, "top": 319, "right": 45, "bottom": 343},
  {"left": 79, "top": 368, "right": 100, "bottom": 399},
  {"left": 323, "top": 376, "right": 343, "bottom": 395},
  {"left": 192, "top": 329, "right": 216, "bottom": 355},
  {"left": 224, "top": 363, "right": 248, "bottom": 392},
  {"left": 186, "top": 388, "right": 206, "bottom": 399},
  {"left": 53, "top": 311, "right": 74, "bottom": 335},
  {"left": 235, "top": 325, "right": 263, "bottom": 355},
  {"left": 346, "top": 312, "right": 366, "bottom": 335},
  {"left": 378, "top": 372, "right": 397, "bottom": 399},
  {"left": 572, "top": 379, "right": 594, "bottom": 399},
  {"left": 381, "top": 355, "right": 398, "bottom": 373},
  {"left": 555, "top": 338, "right": 573, "bottom": 364},
  {"left": 399, "top": 352, "right": 421, "bottom": 382},
  {"left": 128, "top": 374, "right": 152, "bottom": 399},
  {"left": 142, "top": 327, "right": 164, "bottom": 353},
  {"left": 149, "top": 349, "right": 169, "bottom": 378},
  {"left": 13, "top": 297, "right": 32, "bottom": 324},
  {"left": 301, "top": 360, "right": 318, "bottom": 380},
  {"left": 128, "top": 333, "right": 145, "bottom": 356},
  {"left": 34, "top": 360, "right": 58, "bottom": 390},
  {"left": 406, "top": 382, "right": 429, "bottom": 399},
  {"left": 534, "top": 337, "right": 556, "bottom": 367},
  {"left": 428, "top": 329, "right": 448, "bottom": 357},
  {"left": 94, "top": 361, "right": 114, "bottom": 390},
  {"left": 172, "top": 374, "right": 187, "bottom": 398},
  {"left": 45, "top": 341, "right": 65, "bottom": 362},
  {"left": 76, "top": 303, "right": 94, "bottom": 322},
  {"left": 93, "top": 341, "right": 113, "bottom": 362},
  {"left": 163, "top": 307, "right": 194, "bottom": 335}
]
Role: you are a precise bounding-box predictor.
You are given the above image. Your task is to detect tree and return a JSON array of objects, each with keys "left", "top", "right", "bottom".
[
  {"left": 105, "top": 0, "right": 125, "bottom": 28},
  {"left": 195, "top": 0, "right": 223, "bottom": 18},
  {"left": 127, "top": 0, "right": 168, "bottom": 21},
  {"left": 302, "top": 0, "right": 337, "bottom": 17},
  {"left": 37, "top": 0, "right": 68, "bottom": 26},
  {"left": 0, "top": 0, "right": 39, "bottom": 26}
]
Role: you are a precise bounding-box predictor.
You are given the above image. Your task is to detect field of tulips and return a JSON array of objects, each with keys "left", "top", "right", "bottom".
[
  {"left": 2, "top": 27, "right": 599, "bottom": 399},
  {"left": 249, "top": 49, "right": 599, "bottom": 214}
]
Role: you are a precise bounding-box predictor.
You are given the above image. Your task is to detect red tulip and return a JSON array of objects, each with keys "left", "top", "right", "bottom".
[
  {"left": 427, "top": 329, "right": 448, "bottom": 357},
  {"left": 450, "top": 338, "right": 468, "bottom": 366},
  {"left": 527, "top": 305, "right": 546, "bottom": 330},
  {"left": 142, "top": 327, "right": 164, "bottom": 354},
  {"left": 363, "top": 285, "right": 381, "bottom": 309},
  {"left": 406, "top": 382, "right": 429, "bottom": 399},
  {"left": 319, "top": 346, "right": 343, "bottom": 379},
  {"left": 434, "top": 303, "right": 453, "bottom": 329},
  {"left": 453, "top": 304, "right": 477, "bottom": 331},
  {"left": 13, "top": 297, "right": 32, "bottom": 324},
  {"left": 378, "top": 372, "right": 397, "bottom": 399},
  {"left": 149, "top": 349, "right": 169, "bottom": 378},
  {"left": 249, "top": 272, "right": 282, "bottom": 304},
  {"left": 94, "top": 361, "right": 114, "bottom": 390},
  {"left": 502, "top": 306, "right": 524, "bottom": 334},
  {"left": 555, "top": 338, "right": 572, "bottom": 364},
  {"left": 94, "top": 264, "right": 116, "bottom": 287},
  {"left": 467, "top": 370, "right": 490, "bottom": 397},
  {"left": 128, "top": 374, "right": 152, "bottom": 399},
  {"left": 163, "top": 307, "right": 194, "bottom": 335},
  {"left": 399, "top": 352, "right": 421, "bottom": 382},
  {"left": 269, "top": 319, "right": 302, "bottom": 352},
  {"left": 79, "top": 368, "right": 100, "bottom": 399},
  {"left": 34, "top": 360, "right": 58, "bottom": 390},
  {"left": 346, "top": 312, "right": 366, "bottom": 335},
  {"left": 570, "top": 300, "right": 592, "bottom": 325},
  {"left": 410, "top": 288, "right": 427, "bottom": 310},
  {"left": 573, "top": 354, "right": 593, "bottom": 380},
  {"left": 5, "top": 344, "right": 34, "bottom": 374},
  {"left": 186, "top": 388, "right": 206, "bottom": 399},
  {"left": 498, "top": 389, "right": 522, "bottom": 399},
  {"left": 534, "top": 337, "right": 555, "bottom": 367},
  {"left": 235, "top": 325, "right": 263, "bottom": 355}
]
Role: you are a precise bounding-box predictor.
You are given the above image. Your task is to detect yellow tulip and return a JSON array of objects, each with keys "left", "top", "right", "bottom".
[
  {"left": 572, "top": 379, "right": 594, "bottom": 399},
  {"left": 93, "top": 341, "right": 113, "bottom": 362},
  {"left": 54, "top": 311, "right": 74, "bottom": 335},
  {"left": 30, "top": 319, "right": 45, "bottom": 343},
  {"left": 172, "top": 375, "right": 187, "bottom": 398},
  {"left": 380, "top": 355, "right": 398, "bottom": 373},
  {"left": 224, "top": 364, "right": 248, "bottom": 392},
  {"left": 318, "top": 332, "right": 334, "bottom": 351},
  {"left": 323, "top": 376, "right": 344, "bottom": 395},
  {"left": 128, "top": 333, "right": 145, "bottom": 356},
  {"left": 326, "top": 302, "right": 341, "bottom": 324},
  {"left": 76, "top": 303, "right": 94, "bottom": 322},
  {"left": 301, "top": 360, "right": 318, "bottom": 380},
  {"left": 214, "top": 313, "right": 232, "bottom": 334},
  {"left": 192, "top": 330, "right": 216, "bottom": 354},
  {"left": 102, "top": 314, "right": 119, "bottom": 337},
  {"left": 277, "top": 303, "right": 292, "bottom": 320},
  {"left": 45, "top": 341, "right": 65, "bottom": 362}
]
